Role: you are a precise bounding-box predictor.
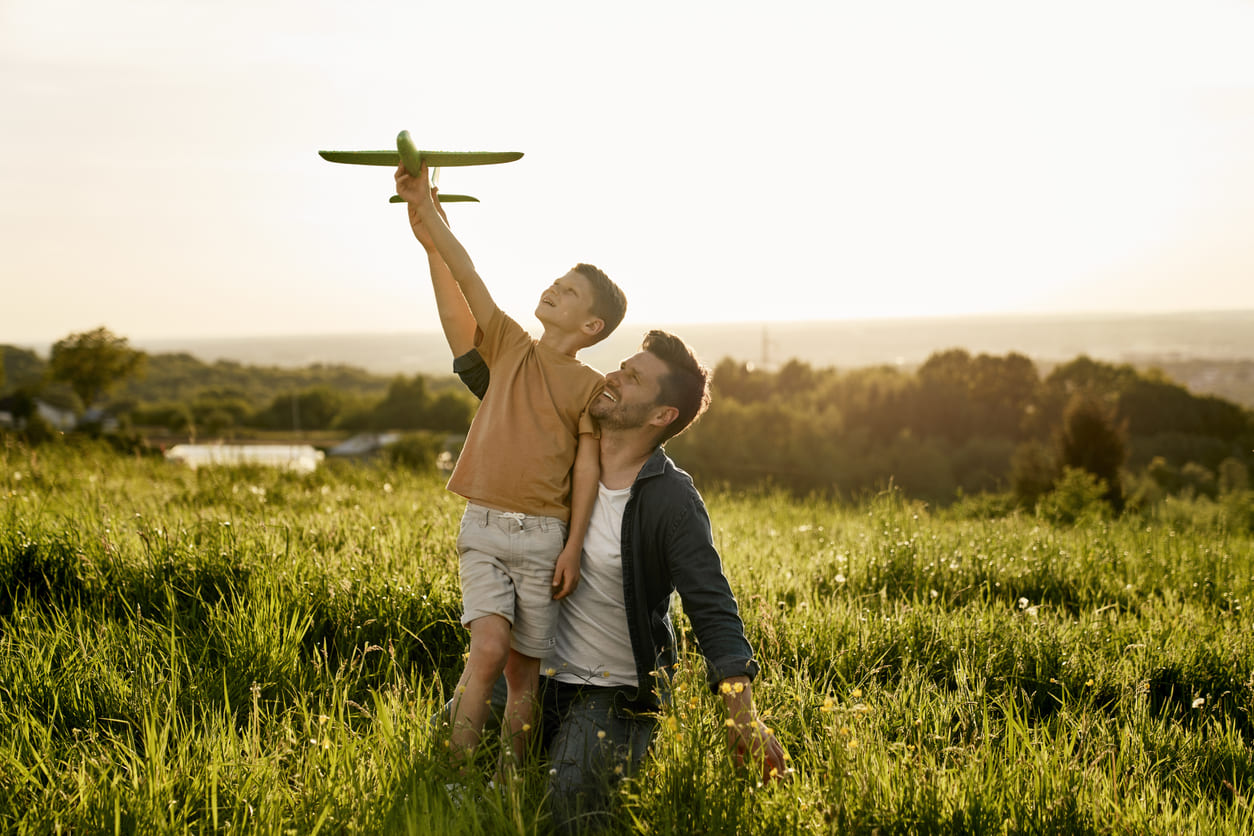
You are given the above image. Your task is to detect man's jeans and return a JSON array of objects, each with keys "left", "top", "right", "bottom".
[
  {"left": 540, "top": 678, "right": 656, "bottom": 833},
  {"left": 448, "top": 676, "right": 655, "bottom": 833}
]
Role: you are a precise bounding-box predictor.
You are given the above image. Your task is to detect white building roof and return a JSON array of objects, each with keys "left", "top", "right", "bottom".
[{"left": 164, "top": 444, "right": 324, "bottom": 473}]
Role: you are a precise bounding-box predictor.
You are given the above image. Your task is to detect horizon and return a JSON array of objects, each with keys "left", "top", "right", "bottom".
[
  {"left": 10, "top": 312, "right": 1254, "bottom": 400},
  {"left": 10, "top": 306, "right": 1254, "bottom": 353},
  {"left": 4, "top": 1, "right": 1254, "bottom": 344}
]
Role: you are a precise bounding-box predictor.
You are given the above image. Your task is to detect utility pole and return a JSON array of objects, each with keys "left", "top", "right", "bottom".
[{"left": 760, "top": 325, "right": 779, "bottom": 371}]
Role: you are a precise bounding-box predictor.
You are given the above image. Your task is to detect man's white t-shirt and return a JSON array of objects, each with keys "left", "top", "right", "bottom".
[{"left": 545, "top": 482, "right": 637, "bottom": 687}]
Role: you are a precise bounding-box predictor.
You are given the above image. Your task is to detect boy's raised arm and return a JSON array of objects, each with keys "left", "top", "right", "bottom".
[
  {"left": 395, "top": 164, "right": 501, "bottom": 331},
  {"left": 398, "top": 176, "right": 478, "bottom": 356}
]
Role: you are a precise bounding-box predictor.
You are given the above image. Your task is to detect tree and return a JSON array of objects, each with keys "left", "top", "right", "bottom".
[
  {"left": 914, "top": 348, "right": 976, "bottom": 442},
  {"left": 1, "top": 345, "right": 46, "bottom": 393},
  {"left": 1011, "top": 440, "right": 1058, "bottom": 508},
  {"left": 1057, "top": 392, "right": 1127, "bottom": 511},
  {"left": 48, "top": 327, "right": 146, "bottom": 409}
]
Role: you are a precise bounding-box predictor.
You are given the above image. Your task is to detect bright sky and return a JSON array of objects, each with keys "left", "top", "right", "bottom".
[{"left": 3, "top": 0, "right": 1254, "bottom": 344}]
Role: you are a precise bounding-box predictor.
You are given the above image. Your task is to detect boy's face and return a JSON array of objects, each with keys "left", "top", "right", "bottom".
[{"left": 535, "top": 270, "right": 599, "bottom": 334}]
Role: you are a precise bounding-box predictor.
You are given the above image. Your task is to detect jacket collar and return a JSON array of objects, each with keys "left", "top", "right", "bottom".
[{"left": 634, "top": 447, "right": 669, "bottom": 485}]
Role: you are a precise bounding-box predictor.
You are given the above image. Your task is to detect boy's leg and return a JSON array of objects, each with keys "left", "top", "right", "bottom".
[
  {"left": 498, "top": 512, "right": 564, "bottom": 766},
  {"left": 452, "top": 503, "right": 521, "bottom": 762},
  {"left": 448, "top": 614, "right": 512, "bottom": 760},
  {"left": 501, "top": 648, "right": 542, "bottom": 767}
]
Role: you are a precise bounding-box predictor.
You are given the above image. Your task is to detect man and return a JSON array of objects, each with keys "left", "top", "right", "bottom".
[
  {"left": 405, "top": 184, "right": 787, "bottom": 831},
  {"left": 460, "top": 333, "right": 789, "bottom": 830}
]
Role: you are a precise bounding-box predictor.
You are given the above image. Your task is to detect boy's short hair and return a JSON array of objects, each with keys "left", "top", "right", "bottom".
[
  {"left": 573, "top": 263, "right": 626, "bottom": 345},
  {"left": 641, "top": 329, "right": 710, "bottom": 443}
]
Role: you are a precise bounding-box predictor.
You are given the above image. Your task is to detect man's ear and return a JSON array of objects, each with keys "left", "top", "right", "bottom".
[
  {"left": 650, "top": 405, "right": 680, "bottom": 431},
  {"left": 581, "top": 317, "right": 606, "bottom": 339}
]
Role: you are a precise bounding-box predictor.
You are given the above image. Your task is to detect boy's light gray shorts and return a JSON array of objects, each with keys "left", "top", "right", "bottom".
[{"left": 457, "top": 502, "right": 568, "bottom": 659}]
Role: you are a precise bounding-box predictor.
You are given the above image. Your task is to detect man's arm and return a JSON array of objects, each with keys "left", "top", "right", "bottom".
[
  {"left": 665, "top": 495, "right": 760, "bottom": 686},
  {"left": 395, "top": 164, "right": 501, "bottom": 330},
  {"left": 656, "top": 490, "right": 789, "bottom": 778},
  {"left": 718, "top": 676, "right": 790, "bottom": 782},
  {"left": 551, "top": 431, "right": 599, "bottom": 600}
]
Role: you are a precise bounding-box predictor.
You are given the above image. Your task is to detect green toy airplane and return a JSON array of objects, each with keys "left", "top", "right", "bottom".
[{"left": 319, "top": 130, "right": 523, "bottom": 203}]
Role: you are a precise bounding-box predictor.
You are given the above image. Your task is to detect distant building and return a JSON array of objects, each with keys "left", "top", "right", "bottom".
[
  {"left": 0, "top": 398, "right": 124, "bottom": 433},
  {"left": 164, "top": 444, "right": 324, "bottom": 473},
  {"left": 81, "top": 407, "right": 120, "bottom": 433},
  {"left": 36, "top": 401, "right": 77, "bottom": 432},
  {"left": 327, "top": 432, "right": 403, "bottom": 459}
]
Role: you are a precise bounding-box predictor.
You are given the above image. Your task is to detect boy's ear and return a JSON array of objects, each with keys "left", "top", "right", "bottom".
[{"left": 581, "top": 317, "right": 606, "bottom": 339}]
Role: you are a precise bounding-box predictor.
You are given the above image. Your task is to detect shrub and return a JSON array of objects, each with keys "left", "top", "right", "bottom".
[
  {"left": 1179, "top": 462, "right": 1218, "bottom": 499},
  {"left": 1011, "top": 440, "right": 1057, "bottom": 508},
  {"left": 1037, "top": 466, "right": 1110, "bottom": 524},
  {"left": 1219, "top": 458, "right": 1250, "bottom": 495},
  {"left": 1222, "top": 490, "right": 1254, "bottom": 533},
  {"left": 385, "top": 432, "right": 443, "bottom": 471}
]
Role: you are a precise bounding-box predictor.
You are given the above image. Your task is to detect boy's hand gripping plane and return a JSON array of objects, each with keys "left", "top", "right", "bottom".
[{"left": 319, "top": 130, "right": 523, "bottom": 204}]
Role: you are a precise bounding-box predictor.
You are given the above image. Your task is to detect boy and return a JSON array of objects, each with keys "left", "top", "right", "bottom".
[{"left": 394, "top": 164, "right": 626, "bottom": 770}]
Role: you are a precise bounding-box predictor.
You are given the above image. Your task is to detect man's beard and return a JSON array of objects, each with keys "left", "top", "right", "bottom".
[{"left": 591, "top": 398, "right": 655, "bottom": 432}]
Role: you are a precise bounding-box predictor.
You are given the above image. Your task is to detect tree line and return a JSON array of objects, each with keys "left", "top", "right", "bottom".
[
  {"left": 4, "top": 329, "right": 1252, "bottom": 514},
  {"left": 0, "top": 328, "right": 475, "bottom": 439},
  {"left": 665, "top": 349, "right": 1254, "bottom": 511}
]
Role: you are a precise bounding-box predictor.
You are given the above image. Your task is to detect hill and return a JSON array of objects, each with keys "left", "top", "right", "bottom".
[{"left": 118, "top": 310, "right": 1254, "bottom": 407}]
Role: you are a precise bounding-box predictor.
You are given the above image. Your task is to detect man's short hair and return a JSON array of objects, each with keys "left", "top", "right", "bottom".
[
  {"left": 641, "top": 329, "right": 711, "bottom": 443},
  {"left": 573, "top": 263, "right": 627, "bottom": 345}
]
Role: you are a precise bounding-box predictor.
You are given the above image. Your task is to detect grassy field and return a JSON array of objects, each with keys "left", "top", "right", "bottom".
[{"left": 2, "top": 438, "right": 1253, "bottom": 834}]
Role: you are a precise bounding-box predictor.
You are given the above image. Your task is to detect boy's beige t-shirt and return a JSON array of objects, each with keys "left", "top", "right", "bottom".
[{"left": 447, "top": 309, "right": 603, "bottom": 522}]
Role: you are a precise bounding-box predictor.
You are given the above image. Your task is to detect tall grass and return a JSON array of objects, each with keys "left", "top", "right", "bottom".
[{"left": 2, "top": 438, "right": 1252, "bottom": 833}]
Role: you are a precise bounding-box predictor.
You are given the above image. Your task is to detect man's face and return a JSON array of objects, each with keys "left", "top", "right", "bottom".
[
  {"left": 591, "top": 350, "right": 668, "bottom": 430},
  {"left": 535, "top": 270, "right": 597, "bottom": 331}
]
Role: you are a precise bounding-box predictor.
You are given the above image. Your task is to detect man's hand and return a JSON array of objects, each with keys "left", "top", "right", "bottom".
[
  {"left": 551, "top": 546, "right": 582, "bottom": 600},
  {"left": 726, "top": 716, "right": 790, "bottom": 783},
  {"left": 719, "top": 677, "right": 792, "bottom": 783}
]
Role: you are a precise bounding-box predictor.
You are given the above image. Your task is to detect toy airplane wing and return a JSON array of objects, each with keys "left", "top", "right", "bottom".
[
  {"left": 387, "top": 194, "right": 478, "bottom": 204},
  {"left": 319, "top": 131, "right": 522, "bottom": 204},
  {"left": 318, "top": 150, "right": 524, "bottom": 167}
]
